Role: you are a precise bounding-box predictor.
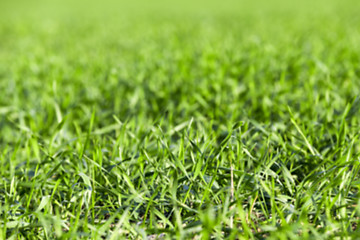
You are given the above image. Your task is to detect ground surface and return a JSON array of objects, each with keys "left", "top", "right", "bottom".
[{"left": 1, "top": 0, "right": 360, "bottom": 239}]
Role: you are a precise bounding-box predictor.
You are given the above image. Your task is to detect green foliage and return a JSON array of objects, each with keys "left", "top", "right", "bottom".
[{"left": 1, "top": 0, "right": 360, "bottom": 238}]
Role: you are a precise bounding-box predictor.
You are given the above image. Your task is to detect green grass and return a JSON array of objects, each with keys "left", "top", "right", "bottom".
[{"left": 1, "top": 0, "right": 360, "bottom": 239}]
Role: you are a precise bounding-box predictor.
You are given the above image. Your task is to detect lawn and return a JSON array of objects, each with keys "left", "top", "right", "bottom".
[{"left": 1, "top": 0, "right": 360, "bottom": 239}]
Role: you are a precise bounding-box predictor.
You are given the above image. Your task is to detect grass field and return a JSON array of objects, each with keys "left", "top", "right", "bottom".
[{"left": 1, "top": 0, "right": 360, "bottom": 239}]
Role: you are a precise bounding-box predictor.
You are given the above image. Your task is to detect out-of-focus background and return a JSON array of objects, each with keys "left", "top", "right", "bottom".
[{"left": 1, "top": 0, "right": 359, "bottom": 124}]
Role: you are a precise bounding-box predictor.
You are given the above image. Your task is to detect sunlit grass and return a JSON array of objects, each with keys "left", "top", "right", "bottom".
[{"left": 1, "top": 0, "right": 360, "bottom": 239}]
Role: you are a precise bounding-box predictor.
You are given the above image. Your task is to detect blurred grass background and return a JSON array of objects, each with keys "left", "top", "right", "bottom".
[
  {"left": 1, "top": 0, "right": 360, "bottom": 138},
  {"left": 1, "top": 0, "right": 359, "bottom": 22}
]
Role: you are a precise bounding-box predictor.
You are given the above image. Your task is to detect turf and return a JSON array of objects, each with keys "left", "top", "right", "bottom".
[{"left": 1, "top": 0, "right": 360, "bottom": 239}]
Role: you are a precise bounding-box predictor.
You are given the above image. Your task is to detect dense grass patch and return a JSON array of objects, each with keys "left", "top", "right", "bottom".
[{"left": 1, "top": 0, "right": 360, "bottom": 238}]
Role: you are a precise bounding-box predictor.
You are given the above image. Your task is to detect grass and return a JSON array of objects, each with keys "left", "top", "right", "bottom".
[{"left": 1, "top": 0, "right": 360, "bottom": 239}]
